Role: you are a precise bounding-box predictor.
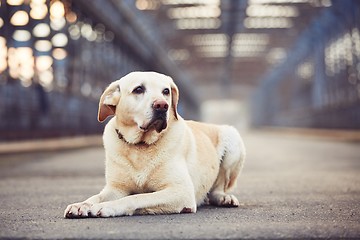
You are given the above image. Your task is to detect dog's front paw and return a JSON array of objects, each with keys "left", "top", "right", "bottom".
[
  {"left": 64, "top": 202, "right": 92, "bottom": 218},
  {"left": 89, "top": 203, "right": 117, "bottom": 218}
]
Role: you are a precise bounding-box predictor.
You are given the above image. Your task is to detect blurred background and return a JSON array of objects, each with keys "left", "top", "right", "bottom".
[{"left": 0, "top": 0, "right": 360, "bottom": 141}]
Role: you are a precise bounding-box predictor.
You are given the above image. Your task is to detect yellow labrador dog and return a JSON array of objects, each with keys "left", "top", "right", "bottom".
[{"left": 64, "top": 71, "right": 245, "bottom": 218}]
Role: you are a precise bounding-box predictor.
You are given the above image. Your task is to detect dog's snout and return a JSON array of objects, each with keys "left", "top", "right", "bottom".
[{"left": 153, "top": 100, "right": 168, "bottom": 113}]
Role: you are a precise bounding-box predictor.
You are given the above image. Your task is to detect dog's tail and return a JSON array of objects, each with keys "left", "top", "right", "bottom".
[{"left": 216, "top": 126, "right": 246, "bottom": 192}]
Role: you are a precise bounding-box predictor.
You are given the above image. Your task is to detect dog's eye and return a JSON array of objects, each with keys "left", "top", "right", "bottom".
[
  {"left": 162, "top": 88, "right": 170, "bottom": 96},
  {"left": 132, "top": 86, "right": 145, "bottom": 94}
]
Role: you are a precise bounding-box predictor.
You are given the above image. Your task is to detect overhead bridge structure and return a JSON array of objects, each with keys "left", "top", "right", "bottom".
[{"left": 0, "top": 0, "right": 359, "bottom": 140}]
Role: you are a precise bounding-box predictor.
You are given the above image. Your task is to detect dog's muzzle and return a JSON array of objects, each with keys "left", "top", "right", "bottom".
[
  {"left": 148, "top": 115, "right": 167, "bottom": 133},
  {"left": 141, "top": 100, "right": 169, "bottom": 133}
]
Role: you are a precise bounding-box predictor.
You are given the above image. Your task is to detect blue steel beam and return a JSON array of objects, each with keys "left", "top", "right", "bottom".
[
  {"left": 256, "top": 0, "right": 358, "bottom": 90},
  {"left": 251, "top": 0, "right": 360, "bottom": 127}
]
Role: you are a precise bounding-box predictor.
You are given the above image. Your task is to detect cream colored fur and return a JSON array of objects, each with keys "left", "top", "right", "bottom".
[{"left": 64, "top": 71, "right": 246, "bottom": 218}]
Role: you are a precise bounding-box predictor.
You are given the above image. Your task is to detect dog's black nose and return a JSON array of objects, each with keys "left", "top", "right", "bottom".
[{"left": 153, "top": 100, "right": 168, "bottom": 113}]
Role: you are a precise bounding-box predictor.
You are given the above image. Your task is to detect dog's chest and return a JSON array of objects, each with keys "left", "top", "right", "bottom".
[{"left": 108, "top": 149, "right": 165, "bottom": 192}]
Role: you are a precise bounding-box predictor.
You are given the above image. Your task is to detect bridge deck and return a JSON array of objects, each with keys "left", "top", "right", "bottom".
[{"left": 0, "top": 130, "right": 359, "bottom": 239}]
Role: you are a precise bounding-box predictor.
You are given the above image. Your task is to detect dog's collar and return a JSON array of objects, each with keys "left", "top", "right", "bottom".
[{"left": 115, "top": 129, "right": 147, "bottom": 146}]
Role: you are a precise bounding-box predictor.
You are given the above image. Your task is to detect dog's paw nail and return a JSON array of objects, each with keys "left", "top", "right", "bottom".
[
  {"left": 93, "top": 207, "right": 102, "bottom": 217},
  {"left": 65, "top": 211, "right": 73, "bottom": 218}
]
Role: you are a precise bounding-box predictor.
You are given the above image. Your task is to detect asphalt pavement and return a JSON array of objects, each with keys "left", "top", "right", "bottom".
[{"left": 0, "top": 130, "right": 359, "bottom": 239}]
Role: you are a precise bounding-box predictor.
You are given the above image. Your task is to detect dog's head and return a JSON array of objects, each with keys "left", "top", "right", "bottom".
[{"left": 98, "top": 72, "right": 179, "bottom": 142}]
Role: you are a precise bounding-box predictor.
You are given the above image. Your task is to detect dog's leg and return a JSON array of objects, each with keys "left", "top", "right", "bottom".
[
  {"left": 208, "top": 166, "right": 241, "bottom": 207},
  {"left": 64, "top": 186, "right": 125, "bottom": 218},
  {"left": 209, "top": 126, "right": 246, "bottom": 207},
  {"left": 88, "top": 187, "right": 196, "bottom": 217}
]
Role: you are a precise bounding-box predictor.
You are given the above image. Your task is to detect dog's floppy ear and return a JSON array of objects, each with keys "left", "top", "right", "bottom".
[
  {"left": 98, "top": 82, "right": 121, "bottom": 122},
  {"left": 170, "top": 80, "right": 179, "bottom": 120}
]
